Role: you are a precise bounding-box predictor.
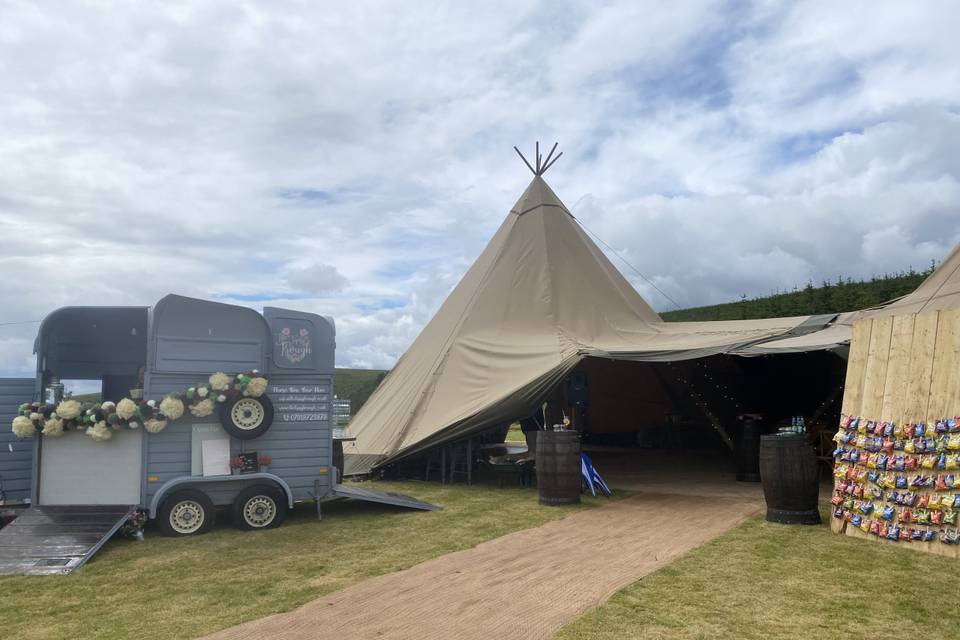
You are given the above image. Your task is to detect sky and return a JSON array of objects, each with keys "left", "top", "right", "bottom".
[{"left": 1, "top": 1, "right": 959, "bottom": 376}]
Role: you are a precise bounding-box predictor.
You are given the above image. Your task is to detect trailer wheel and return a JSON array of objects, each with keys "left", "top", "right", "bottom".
[
  {"left": 159, "top": 489, "right": 215, "bottom": 537},
  {"left": 232, "top": 484, "right": 286, "bottom": 530},
  {"left": 219, "top": 394, "right": 274, "bottom": 440}
]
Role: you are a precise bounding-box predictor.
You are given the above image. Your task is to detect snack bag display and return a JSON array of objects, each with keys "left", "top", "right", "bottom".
[
  {"left": 936, "top": 474, "right": 949, "bottom": 492},
  {"left": 905, "top": 439, "right": 916, "bottom": 454},
  {"left": 840, "top": 415, "right": 852, "bottom": 428}
]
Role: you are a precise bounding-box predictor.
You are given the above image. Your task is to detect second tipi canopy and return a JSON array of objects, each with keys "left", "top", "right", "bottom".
[{"left": 343, "top": 175, "right": 833, "bottom": 474}]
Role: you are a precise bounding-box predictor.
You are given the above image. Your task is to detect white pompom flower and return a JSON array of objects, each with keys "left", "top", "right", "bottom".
[
  {"left": 116, "top": 398, "right": 138, "bottom": 420},
  {"left": 86, "top": 421, "right": 113, "bottom": 442},
  {"left": 197, "top": 386, "right": 209, "bottom": 398},
  {"left": 12, "top": 415, "right": 36, "bottom": 438},
  {"left": 42, "top": 417, "right": 64, "bottom": 437},
  {"left": 159, "top": 396, "right": 185, "bottom": 421},
  {"left": 55, "top": 399, "right": 82, "bottom": 420},
  {"left": 208, "top": 372, "right": 233, "bottom": 391},
  {"left": 244, "top": 377, "right": 268, "bottom": 398},
  {"left": 190, "top": 398, "right": 216, "bottom": 418},
  {"left": 144, "top": 418, "right": 167, "bottom": 434}
]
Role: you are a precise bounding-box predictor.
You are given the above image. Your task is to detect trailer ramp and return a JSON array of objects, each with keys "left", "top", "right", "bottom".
[
  {"left": 330, "top": 485, "right": 440, "bottom": 511},
  {"left": 0, "top": 505, "right": 134, "bottom": 575}
]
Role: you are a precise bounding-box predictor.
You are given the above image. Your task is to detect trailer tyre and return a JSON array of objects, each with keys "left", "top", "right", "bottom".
[
  {"left": 159, "top": 489, "right": 215, "bottom": 537},
  {"left": 219, "top": 394, "right": 274, "bottom": 440},
  {"left": 232, "top": 484, "right": 286, "bottom": 530}
]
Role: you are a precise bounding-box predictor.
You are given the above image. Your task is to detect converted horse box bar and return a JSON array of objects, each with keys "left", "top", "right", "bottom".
[{"left": 0, "top": 294, "right": 435, "bottom": 575}]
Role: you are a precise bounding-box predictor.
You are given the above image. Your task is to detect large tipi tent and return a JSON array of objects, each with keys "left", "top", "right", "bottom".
[{"left": 343, "top": 173, "right": 832, "bottom": 474}]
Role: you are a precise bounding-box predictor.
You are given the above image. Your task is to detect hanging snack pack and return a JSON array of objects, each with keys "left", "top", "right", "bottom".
[{"left": 836, "top": 413, "right": 960, "bottom": 549}]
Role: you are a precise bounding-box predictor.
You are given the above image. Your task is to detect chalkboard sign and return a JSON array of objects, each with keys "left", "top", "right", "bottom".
[
  {"left": 237, "top": 451, "right": 258, "bottom": 474},
  {"left": 271, "top": 383, "right": 330, "bottom": 424}
]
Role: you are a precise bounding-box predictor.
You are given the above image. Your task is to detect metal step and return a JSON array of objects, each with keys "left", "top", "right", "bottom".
[
  {"left": 0, "top": 505, "right": 134, "bottom": 575},
  {"left": 330, "top": 484, "right": 440, "bottom": 511}
]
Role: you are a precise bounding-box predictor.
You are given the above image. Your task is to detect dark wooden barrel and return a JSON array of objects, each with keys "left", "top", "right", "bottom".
[
  {"left": 759, "top": 435, "right": 821, "bottom": 524},
  {"left": 735, "top": 415, "right": 762, "bottom": 482},
  {"left": 537, "top": 430, "right": 581, "bottom": 506}
]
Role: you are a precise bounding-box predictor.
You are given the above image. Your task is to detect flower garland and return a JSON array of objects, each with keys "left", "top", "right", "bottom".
[{"left": 10, "top": 371, "right": 268, "bottom": 443}]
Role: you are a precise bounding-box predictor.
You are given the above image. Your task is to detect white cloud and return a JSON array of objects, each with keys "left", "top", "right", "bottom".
[{"left": 1, "top": 1, "right": 959, "bottom": 373}]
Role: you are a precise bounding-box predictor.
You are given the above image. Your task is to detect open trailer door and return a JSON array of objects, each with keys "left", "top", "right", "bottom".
[{"left": 0, "top": 378, "right": 36, "bottom": 506}]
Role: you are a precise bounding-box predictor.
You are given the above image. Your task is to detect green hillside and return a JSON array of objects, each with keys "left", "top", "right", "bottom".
[
  {"left": 334, "top": 368, "right": 387, "bottom": 414},
  {"left": 660, "top": 265, "right": 935, "bottom": 322}
]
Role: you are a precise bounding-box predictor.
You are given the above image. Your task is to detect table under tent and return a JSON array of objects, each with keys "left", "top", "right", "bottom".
[
  {"left": 341, "top": 163, "right": 915, "bottom": 495},
  {"left": 0, "top": 294, "right": 435, "bottom": 576}
]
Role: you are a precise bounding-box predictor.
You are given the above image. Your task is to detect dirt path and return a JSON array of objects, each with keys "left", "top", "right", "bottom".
[{"left": 202, "top": 493, "right": 759, "bottom": 640}]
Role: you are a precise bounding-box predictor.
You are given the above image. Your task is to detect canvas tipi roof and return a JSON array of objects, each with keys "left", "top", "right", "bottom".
[{"left": 343, "top": 175, "right": 828, "bottom": 474}]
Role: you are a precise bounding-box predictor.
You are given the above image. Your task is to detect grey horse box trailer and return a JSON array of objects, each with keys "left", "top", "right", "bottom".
[{"left": 0, "top": 294, "right": 435, "bottom": 575}]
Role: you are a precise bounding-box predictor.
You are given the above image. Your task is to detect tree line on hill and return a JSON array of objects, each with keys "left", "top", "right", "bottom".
[{"left": 660, "top": 264, "right": 936, "bottom": 322}]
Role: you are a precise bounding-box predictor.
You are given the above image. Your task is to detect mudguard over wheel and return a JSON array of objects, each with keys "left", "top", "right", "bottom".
[
  {"left": 158, "top": 489, "right": 216, "bottom": 537},
  {"left": 219, "top": 394, "right": 274, "bottom": 440},
  {"left": 232, "top": 484, "right": 287, "bottom": 530}
]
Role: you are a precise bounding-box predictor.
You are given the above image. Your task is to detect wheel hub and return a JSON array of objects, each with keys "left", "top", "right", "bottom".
[
  {"left": 231, "top": 398, "right": 264, "bottom": 430},
  {"left": 243, "top": 495, "right": 276, "bottom": 527},
  {"left": 170, "top": 500, "right": 205, "bottom": 534}
]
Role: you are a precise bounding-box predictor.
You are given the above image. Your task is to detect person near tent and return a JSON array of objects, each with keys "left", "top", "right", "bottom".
[{"left": 518, "top": 406, "right": 544, "bottom": 456}]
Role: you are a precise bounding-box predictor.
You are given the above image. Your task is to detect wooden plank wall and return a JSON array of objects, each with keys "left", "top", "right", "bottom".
[
  {"left": 837, "top": 309, "right": 960, "bottom": 555},
  {"left": 841, "top": 310, "right": 960, "bottom": 425}
]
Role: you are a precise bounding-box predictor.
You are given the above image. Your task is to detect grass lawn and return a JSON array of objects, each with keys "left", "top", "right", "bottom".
[
  {"left": 0, "top": 480, "right": 601, "bottom": 640},
  {"left": 505, "top": 423, "right": 525, "bottom": 442},
  {"left": 555, "top": 505, "right": 960, "bottom": 640}
]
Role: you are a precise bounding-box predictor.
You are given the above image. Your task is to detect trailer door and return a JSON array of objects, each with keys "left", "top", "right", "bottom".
[
  {"left": 38, "top": 430, "right": 142, "bottom": 505},
  {"left": 0, "top": 378, "right": 36, "bottom": 505}
]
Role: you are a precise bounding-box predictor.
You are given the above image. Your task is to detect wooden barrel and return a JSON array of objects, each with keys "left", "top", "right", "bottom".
[
  {"left": 735, "top": 415, "right": 762, "bottom": 482},
  {"left": 759, "top": 435, "right": 821, "bottom": 524},
  {"left": 537, "top": 430, "right": 581, "bottom": 506}
]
